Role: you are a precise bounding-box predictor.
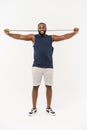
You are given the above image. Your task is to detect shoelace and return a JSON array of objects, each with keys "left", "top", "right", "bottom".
[
  {"left": 50, "top": 108, "right": 55, "bottom": 113},
  {"left": 47, "top": 108, "right": 55, "bottom": 113},
  {"left": 29, "top": 108, "right": 36, "bottom": 114}
]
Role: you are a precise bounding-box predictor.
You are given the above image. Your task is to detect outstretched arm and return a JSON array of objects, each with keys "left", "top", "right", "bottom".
[
  {"left": 52, "top": 28, "right": 79, "bottom": 42},
  {"left": 4, "top": 29, "right": 35, "bottom": 43}
]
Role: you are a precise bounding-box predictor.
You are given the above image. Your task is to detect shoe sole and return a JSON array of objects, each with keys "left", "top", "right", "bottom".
[
  {"left": 28, "top": 112, "right": 37, "bottom": 116},
  {"left": 46, "top": 111, "right": 56, "bottom": 116}
]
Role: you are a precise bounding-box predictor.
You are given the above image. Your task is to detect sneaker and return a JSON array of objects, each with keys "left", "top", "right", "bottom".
[
  {"left": 46, "top": 108, "right": 56, "bottom": 116},
  {"left": 28, "top": 108, "right": 37, "bottom": 116}
]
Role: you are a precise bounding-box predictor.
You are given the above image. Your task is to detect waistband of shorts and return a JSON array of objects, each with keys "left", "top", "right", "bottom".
[{"left": 32, "top": 66, "right": 53, "bottom": 69}]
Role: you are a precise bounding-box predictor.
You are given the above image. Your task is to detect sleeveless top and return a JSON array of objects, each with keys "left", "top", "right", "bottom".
[{"left": 32, "top": 34, "right": 54, "bottom": 68}]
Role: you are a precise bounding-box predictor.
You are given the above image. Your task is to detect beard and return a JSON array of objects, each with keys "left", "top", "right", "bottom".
[{"left": 38, "top": 30, "right": 46, "bottom": 37}]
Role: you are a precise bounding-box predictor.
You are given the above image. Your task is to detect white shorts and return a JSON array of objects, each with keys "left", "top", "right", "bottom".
[{"left": 32, "top": 67, "right": 53, "bottom": 86}]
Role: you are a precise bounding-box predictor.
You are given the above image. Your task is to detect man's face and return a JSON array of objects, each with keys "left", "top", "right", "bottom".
[{"left": 38, "top": 23, "right": 47, "bottom": 36}]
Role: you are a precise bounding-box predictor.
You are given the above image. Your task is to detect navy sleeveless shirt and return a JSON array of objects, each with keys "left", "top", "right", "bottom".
[{"left": 32, "top": 34, "right": 54, "bottom": 68}]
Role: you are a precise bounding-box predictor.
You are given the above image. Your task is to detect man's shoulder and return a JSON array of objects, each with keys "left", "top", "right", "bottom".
[
  {"left": 34, "top": 34, "right": 39, "bottom": 36},
  {"left": 46, "top": 34, "right": 52, "bottom": 39},
  {"left": 34, "top": 34, "right": 52, "bottom": 36}
]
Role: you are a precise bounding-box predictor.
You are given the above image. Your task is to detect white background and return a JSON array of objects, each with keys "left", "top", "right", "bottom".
[{"left": 0, "top": 0, "right": 87, "bottom": 130}]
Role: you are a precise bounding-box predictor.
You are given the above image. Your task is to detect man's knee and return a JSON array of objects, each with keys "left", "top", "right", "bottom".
[
  {"left": 45, "top": 85, "right": 52, "bottom": 88},
  {"left": 33, "top": 85, "right": 39, "bottom": 90}
]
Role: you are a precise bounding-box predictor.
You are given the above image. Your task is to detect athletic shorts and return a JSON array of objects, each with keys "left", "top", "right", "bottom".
[{"left": 32, "top": 67, "right": 53, "bottom": 86}]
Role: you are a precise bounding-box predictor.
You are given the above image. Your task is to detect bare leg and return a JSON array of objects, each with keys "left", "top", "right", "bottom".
[
  {"left": 32, "top": 86, "right": 39, "bottom": 109},
  {"left": 46, "top": 85, "right": 52, "bottom": 109}
]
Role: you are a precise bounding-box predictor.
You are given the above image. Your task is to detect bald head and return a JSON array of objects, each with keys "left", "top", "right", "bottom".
[{"left": 38, "top": 22, "right": 47, "bottom": 27}]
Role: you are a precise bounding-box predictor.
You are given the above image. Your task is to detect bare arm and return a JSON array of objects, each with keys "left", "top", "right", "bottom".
[
  {"left": 52, "top": 28, "right": 79, "bottom": 42},
  {"left": 4, "top": 29, "right": 35, "bottom": 43}
]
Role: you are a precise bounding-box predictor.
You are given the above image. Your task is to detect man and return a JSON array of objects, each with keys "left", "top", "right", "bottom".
[{"left": 4, "top": 23, "right": 79, "bottom": 116}]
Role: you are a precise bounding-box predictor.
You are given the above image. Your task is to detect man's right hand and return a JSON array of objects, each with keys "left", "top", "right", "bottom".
[{"left": 4, "top": 29, "right": 10, "bottom": 35}]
